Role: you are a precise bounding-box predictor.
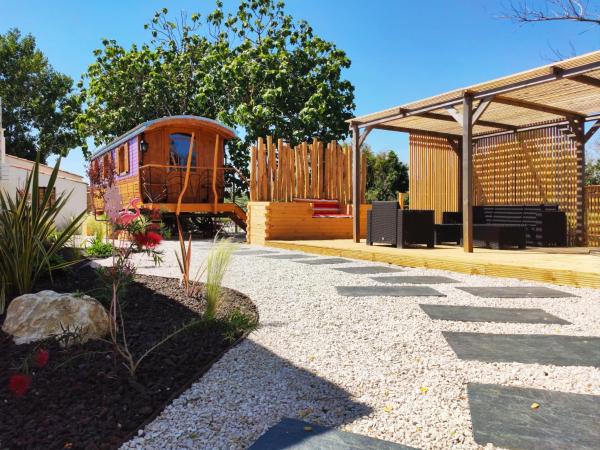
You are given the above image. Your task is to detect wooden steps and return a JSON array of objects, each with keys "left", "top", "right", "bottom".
[{"left": 293, "top": 198, "right": 352, "bottom": 218}]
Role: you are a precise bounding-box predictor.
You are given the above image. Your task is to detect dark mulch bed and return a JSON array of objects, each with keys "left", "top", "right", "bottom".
[{"left": 0, "top": 264, "right": 258, "bottom": 450}]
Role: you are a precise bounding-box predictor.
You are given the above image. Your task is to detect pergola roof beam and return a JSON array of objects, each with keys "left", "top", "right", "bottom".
[
  {"left": 372, "top": 124, "right": 461, "bottom": 140},
  {"left": 445, "top": 107, "right": 463, "bottom": 125},
  {"left": 358, "top": 126, "right": 373, "bottom": 147},
  {"left": 584, "top": 119, "right": 600, "bottom": 143},
  {"left": 492, "top": 95, "right": 582, "bottom": 118},
  {"left": 472, "top": 97, "right": 494, "bottom": 124},
  {"left": 422, "top": 111, "right": 517, "bottom": 131},
  {"left": 566, "top": 74, "right": 600, "bottom": 89}
]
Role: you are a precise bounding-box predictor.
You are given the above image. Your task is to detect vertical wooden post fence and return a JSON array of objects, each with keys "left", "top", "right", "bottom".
[{"left": 250, "top": 137, "right": 365, "bottom": 205}]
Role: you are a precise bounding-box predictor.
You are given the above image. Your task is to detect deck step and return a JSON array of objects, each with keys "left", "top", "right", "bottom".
[
  {"left": 292, "top": 198, "right": 351, "bottom": 218},
  {"left": 313, "top": 214, "right": 352, "bottom": 218}
]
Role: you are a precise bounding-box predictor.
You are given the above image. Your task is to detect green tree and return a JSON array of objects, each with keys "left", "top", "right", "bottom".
[
  {"left": 77, "top": 0, "right": 355, "bottom": 192},
  {"left": 586, "top": 159, "right": 600, "bottom": 185},
  {"left": 0, "top": 29, "right": 82, "bottom": 162},
  {"left": 364, "top": 145, "right": 409, "bottom": 202}
]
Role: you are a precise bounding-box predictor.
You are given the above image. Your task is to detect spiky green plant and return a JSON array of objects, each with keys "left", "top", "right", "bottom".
[
  {"left": 0, "top": 154, "right": 86, "bottom": 307},
  {"left": 204, "top": 239, "right": 236, "bottom": 320}
]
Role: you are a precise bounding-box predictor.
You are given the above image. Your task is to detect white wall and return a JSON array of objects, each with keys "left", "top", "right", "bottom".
[{"left": 0, "top": 155, "right": 88, "bottom": 229}]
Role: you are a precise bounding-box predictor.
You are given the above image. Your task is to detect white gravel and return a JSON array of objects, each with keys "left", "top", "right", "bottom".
[{"left": 111, "top": 240, "right": 600, "bottom": 450}]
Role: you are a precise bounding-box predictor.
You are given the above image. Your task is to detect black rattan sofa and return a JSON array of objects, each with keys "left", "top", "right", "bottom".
[
  {"left": 474, "top": 205, "right": 567, "bottom": 246},
  {"left": 435, "top": 205, "right": 567, "bottom": 248},
  {"left": 367, "top": 201, "right": 434, "bottom": 248}
]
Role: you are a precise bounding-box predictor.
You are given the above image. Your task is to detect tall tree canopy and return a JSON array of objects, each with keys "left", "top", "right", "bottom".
[
  {"left": 364, "top": 146, "right": 409, "bottom": 202},
  {"left": 77, "top": 0, "right": 355, "bottom": 180},
  {"left": 0, "top": 29, "right": 82, "bottom": 162}
]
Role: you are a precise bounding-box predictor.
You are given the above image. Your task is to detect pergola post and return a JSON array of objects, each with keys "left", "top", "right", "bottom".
[
  {"left": 352, "top": 123, "right": 361, "bottom": 243},
  {"left": 572, "top": 118, "right": 586, "bottom": 245},
  {"left": 462, "top": 93, "right": 474, "bottom": 253}
]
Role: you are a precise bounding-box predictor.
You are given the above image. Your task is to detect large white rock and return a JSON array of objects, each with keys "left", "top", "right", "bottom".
[{"left": 2, "top": 290, "right": 110, "bottom": 345}]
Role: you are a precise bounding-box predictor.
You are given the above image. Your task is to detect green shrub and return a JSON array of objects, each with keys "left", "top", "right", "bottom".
[
  {"left": 0, "top": 155, "right": 86, "bottom": 309},
  {"left": 222, "top": 309, "right": 258, "bottom": 343},
  {"left": 86, "top": 234, "right": 114, "bottom": 258}
]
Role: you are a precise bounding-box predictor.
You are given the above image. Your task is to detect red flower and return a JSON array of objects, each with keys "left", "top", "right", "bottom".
[
  {"left": 35, "top": 349, "right": 50, "bottom": 368},
  {"left": 150, "top": 208, "right": 162, "bottom": 221},
  {"left": 8, "top": 374, "right": 32, "bottom": 397},
  {"left": 134, "top": 231, "right": 163, "bottom": 249},
  {"left": 147, "top": 223, "right": 161, "bottom": 232}
]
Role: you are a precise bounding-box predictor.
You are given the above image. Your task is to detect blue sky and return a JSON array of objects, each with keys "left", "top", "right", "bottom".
[{"left": 2, "top": 0, "right": 599, "bottom": 177}]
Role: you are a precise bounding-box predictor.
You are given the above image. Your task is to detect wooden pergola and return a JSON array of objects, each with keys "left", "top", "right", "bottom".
[{"left": 350, "top": 50, "right": 600, "bottom": 252}]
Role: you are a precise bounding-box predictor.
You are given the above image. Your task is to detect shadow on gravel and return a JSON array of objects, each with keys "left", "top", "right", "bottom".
[{"left": 172, "top": 339, "right": 375, "bottom": 449}]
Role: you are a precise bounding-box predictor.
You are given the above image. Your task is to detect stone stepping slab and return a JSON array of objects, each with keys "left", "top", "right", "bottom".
[
  {"left": 370, "top": 275, "right": 457, "bottom": 284},
  {"left": 298, "top": 258, "right": 351, "bottom": 265},
  {"left": 420, "top": 304, "right": 571, "bottom": 324},
  {"left": 468, "top": 383, "right": 600, "bottom": 450},
  {"left": 261, "top": 254, "right": 313, "bottom": 259},
  {"left": 235, "top": 249, "right": 279, "bottom": 256},
  {"left": 457, "top": 286, "right": 576, "bottom": 298},
  {"left": 248, "top": 418, "right": 418, "bottom": 449},
  {"left": 443, "top": 332, "right": 600, "bottom": 367},
  {"left": 336, "top": 286, "right": 445, "bottom": 297},
  {"left": 334, "top": 266, "right": 403, "bottom": 274}
]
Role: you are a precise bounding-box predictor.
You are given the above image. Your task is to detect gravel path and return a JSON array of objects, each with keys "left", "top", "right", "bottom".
[{"left": 112, "top": 240, "right": 600, "bottom": 449}]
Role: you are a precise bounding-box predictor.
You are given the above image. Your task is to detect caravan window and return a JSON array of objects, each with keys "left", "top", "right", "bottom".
[
  {"left": 116, "top": 144, "right": 129, "bottom": 175},
  {"left": 169, "top": 133, "right": 195, "bottom": 168}
]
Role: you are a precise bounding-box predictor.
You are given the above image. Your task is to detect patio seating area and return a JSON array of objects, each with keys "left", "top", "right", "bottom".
[{"left": 348, "top": 52, "right": 600, "bottom": 253}]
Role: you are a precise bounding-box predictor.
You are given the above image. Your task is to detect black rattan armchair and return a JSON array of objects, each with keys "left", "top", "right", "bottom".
[{"left": 367, "top": 201, "right": 434, "bottom": 248}]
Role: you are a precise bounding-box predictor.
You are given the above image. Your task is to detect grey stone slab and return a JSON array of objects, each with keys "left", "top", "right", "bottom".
[
  {"left": 443, "top": 333, "right": 600, "bottom": 367},
  {"left": 297, "top": 258, "right": 351, "bottom": 265},
  {"left": 457, "top": 286, "right": 576, "bottom": 298},
  {"left": 420, "top": 304, "right": 571, "bottom": 324},
  {"left": 371, "top": 275, "right": 458, "bottom": 284},
  {"left": 334, "top": 266, "right": 403, "bottom": 274},
  {"left": 468, "top": 383, "right": 600, "bottom": 450},
  {"left": 235, "top": 249, "right": 279, "bottom": 256},
  {"left": 261, "top": 254, "right": 313, "bottom": 259},
  {"left": 336, "top": 286, "right": 445, "bottom": 297},
  {"left": 248, "top": 418, "right": 418, "bottom": 450}
]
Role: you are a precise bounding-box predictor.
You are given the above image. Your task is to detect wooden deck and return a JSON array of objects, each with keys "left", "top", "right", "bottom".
[{"left": 265, "top": 239, "right": 600, "bottom": 288}]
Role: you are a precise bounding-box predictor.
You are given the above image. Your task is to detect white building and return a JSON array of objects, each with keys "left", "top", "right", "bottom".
[{"left": 0, "top": 112, "right": 88, "bottom": 228}]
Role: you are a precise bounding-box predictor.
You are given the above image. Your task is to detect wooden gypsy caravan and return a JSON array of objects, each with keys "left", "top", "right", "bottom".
[{"left": 89, "top": 115, "right": 246, "bottom": 228}]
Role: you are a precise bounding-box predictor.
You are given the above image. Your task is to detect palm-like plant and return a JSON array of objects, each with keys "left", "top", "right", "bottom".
[{"left": 0, "top": 155, "right": 86, "bottom": 311}]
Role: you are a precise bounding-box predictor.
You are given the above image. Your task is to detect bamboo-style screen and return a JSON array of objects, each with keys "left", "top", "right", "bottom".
[
  {"left": 410, "top": 126, "right": 585, "bottom": 245},
  {"left": 473, "top": 127, "right": 580, "bottom": 244},
  {"left": 586, "top": 185, "right": 600, "bottom": 247},
  {"left": 409, "top": 134, "right": 460, "bottom": 223},
  {"left": 249, "top": 136, "right": 366, "bottom": 203}
]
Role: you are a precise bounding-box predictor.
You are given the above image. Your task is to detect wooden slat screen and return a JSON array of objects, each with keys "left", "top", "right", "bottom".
[
  {"left": 410, "top": 126, "right": 584, "bottom": 245},
  {"left": 586, "top": 185, "right": 600, "bottom": 247},
  {"left": 249, "top": 137, "right": 366, "bottom": 204},
  {"left": 409, "top": 134, "right": 460, "bottom": 223},
  {"left": 473, "top": 126, "right": 579, "bottom": 245}
]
